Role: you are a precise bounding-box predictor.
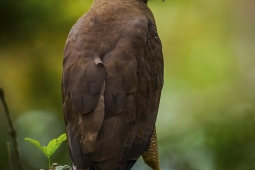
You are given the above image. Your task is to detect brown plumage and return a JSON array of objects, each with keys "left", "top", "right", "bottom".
[{"left": 61, "top": 0, "right": 164, "bottom": 169}]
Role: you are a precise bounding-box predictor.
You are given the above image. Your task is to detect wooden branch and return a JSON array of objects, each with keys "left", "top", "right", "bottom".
[
  {"left": 0, "top": 88, "right": 23, "bottom": 170},
  {"left": 7, "top": 141, "right": 14, "bottom": 170}
]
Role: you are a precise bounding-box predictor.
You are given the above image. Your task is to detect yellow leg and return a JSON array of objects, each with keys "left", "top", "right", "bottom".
[{"left": 142, "top": 127, "right": 161, "bottom": 170}]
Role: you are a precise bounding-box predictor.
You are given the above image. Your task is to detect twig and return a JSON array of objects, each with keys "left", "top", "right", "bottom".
[
  {"left": 7, "top": 141, "right": 14, "bottom": 170},
  {"left": 0, "top": 88, "right": 23, "bottom": 170}
]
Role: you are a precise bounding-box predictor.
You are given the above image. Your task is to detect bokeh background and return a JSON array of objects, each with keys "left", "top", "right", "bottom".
[{"left": 1, "top": 0, "right": 255, "bottom": 169}]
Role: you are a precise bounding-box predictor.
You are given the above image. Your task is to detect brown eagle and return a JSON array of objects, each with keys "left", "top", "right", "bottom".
[{"left": 61, "top": 0, "right": 164, "bottom": 169}]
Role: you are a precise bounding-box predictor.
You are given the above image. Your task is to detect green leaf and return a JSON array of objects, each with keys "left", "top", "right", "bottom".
[
  {"left": 46, "top": 133, "right": 67, "bottom": 157},
  {"left": 25, "top": 138, "right": 49, "bottom": 158},
  {"left": 25, "top": 133, "right": 67, "bottom": 168}
]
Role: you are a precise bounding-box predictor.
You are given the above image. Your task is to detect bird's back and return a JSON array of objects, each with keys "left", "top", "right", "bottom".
[{"left": 62, "top": 0, "right": 163, "bottom": 169}]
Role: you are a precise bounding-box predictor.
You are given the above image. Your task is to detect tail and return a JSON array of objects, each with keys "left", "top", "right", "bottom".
[
  {"left": 90, "top": 160, "right": 137, "bottom": 170},
  {"left": 117, "top": 160, "right": 137, "bottom": 170}
]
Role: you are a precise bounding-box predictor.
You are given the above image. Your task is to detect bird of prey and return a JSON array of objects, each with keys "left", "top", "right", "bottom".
[{"left": 61, "top": 0, "right": 164, "bottom": 169}]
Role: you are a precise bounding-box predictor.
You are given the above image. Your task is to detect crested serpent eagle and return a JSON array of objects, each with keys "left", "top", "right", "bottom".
[{"left": 62, "top": 0, "right": 164, "bottom": 169}]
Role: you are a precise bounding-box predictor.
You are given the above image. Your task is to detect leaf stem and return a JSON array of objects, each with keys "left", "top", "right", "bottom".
[{"left": 48, "top": 156, "right": 51, "bottom": 169}]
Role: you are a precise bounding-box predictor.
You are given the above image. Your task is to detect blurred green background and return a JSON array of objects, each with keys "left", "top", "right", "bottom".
[{"left": 1, "top": 0, "right": 255, "bottom": 169}]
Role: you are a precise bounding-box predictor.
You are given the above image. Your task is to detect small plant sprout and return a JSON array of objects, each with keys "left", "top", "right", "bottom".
[{"left": 25, "top": 133, "right": 67, "bottom": 169}]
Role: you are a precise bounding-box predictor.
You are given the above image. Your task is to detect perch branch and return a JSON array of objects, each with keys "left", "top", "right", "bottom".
[{"left": 0, "top": 88, "right": 23, "bottom": 170}]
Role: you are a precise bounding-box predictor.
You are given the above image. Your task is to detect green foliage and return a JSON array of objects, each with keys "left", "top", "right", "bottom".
[
  {"left": 25, "top": 133, "right": 67, "bottom": 168},
  {"left": 25, "top": 138, "right": 48, "bottom": 157}
]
